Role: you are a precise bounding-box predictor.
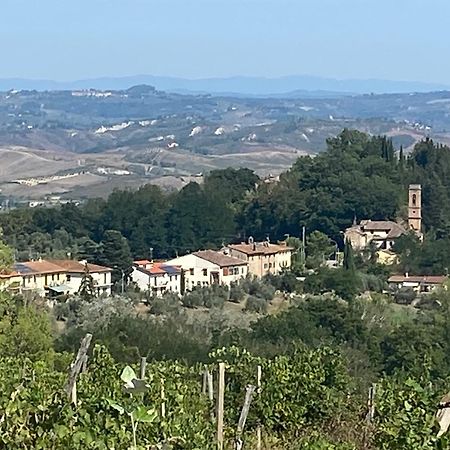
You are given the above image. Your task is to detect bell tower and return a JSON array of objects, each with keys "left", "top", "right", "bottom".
[{"left": 408, "top": 184, "right": 422, "bottom": 235}]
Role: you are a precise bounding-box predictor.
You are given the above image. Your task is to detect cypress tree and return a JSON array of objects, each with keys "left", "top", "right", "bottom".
[
  {"left": 343, "top": 239, "right": 356, "bottom": 272},
  {"left": 78, "top": 263, "right": 96, "bottom": 302}
]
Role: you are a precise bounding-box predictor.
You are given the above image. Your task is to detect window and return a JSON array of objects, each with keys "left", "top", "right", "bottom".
[
  {"left": 52, "top": 274, "right": 55, "bottom": 281},
  {"left": 190, "top": 268, "right": 194, "bottom": 275},
  {"left": 264, "top": 263, "right": 268, "bottom": 269},
  {"left": 203, "top": 269, "right": 208, "bottom": 277},
  {"left": 104, "top": 273, "right": 107, "bottom": 284},
  {"left": 170, "top": 275, "right": 173, "bottom": 282},
  {"left": 66, "top": 275, "right": 71, "bottom": 282},
  {"left": 412, "top": 193, "right": 417, "bottom": 206}
]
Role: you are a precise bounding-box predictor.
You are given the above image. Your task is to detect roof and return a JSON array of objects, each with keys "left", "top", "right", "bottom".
[
  {"left": 134, "top": 259, "right": 152, "bottom": 266},
  {"left": 228, "top": 242, "right": 293, "bottom": 256},
  {"left": 48, "top": 284, "right": 71, "bottom": 293},
  {"left": 134, "top": 262, "right": 181, "bottom": 276},
  {"left": 14, "top": 261, "right": 65, "bottom": 275},
  {"left": 0, "top": 270, "right": 21, "bottom": 279},
  {"left": 388, "top": 275, "right": 448, "bottom": 285},
  {"left": 353, "top": 220, "right": 406, "bottom": 239},
  {"left": 49, "top": 260, "right": 112, "bottom": 273},
  {"left": 193, "top": 250, "right": 248, "bottom": 267}
]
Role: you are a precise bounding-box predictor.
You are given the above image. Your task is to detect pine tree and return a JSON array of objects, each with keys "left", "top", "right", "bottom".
[
  {"left": 78, "top": 263, "right": 96, "bottom": 302},
  {"left": 99, "top": 230, "right": 133, "bottom": 286}
]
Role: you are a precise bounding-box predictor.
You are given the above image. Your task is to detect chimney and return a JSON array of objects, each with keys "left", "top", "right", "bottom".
[{"left": 405, "top": 272, "right": 409, "bottom": 278}]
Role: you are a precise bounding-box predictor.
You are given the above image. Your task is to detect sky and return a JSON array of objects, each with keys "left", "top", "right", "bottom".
[{"left": 1, "top": 0, "right": 450, "bottom": 83}]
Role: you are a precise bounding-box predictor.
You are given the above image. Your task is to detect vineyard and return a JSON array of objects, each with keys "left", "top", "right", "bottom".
[{"left": 1, "top": 339, "right": 449, "bottom": 449}]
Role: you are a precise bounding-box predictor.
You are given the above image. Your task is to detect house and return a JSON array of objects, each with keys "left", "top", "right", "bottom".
[
  {"left": 226, "top": 239, "right": 293, "bottom": 278},
  {"left": 48, "top": 260, "right": 113, "bottom": 296},
  {"left": 344, "top": 184, "right": 423, "bottom": 251},
  {"left": 344, "top": 220, "right": 406, "bottom": 251},
  {"left": 0, "top": 270, "right": 24, "bottom": 294},
  {"left": 131, "top": 260, "right": 182, "bottom": 296},
  {"left": 0, "top": 259, "right": 112, "bottom": 297},
  {"left": 166, "top": 250, "right": 248, "bottom": 293},
  {"left": 388, "top": 274, "right": 448, "bottom": 293}
]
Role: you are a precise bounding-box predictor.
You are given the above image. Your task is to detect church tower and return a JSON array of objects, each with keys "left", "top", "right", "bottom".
[{"left": 408, "top": 184, "right": 422, "bottom": 235}]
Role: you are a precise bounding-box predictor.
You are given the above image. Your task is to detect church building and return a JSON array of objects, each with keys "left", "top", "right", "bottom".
[{"left": 344, "top": 184, "right": 422, "bottom": 251}]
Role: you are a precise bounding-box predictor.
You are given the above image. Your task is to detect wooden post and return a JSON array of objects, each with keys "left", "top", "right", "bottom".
[
  {"left": 217, "top": 363, "right": 225, "bottom": 450},
  {"left": 161, "top": 378, "right": 166, "bottom": 418},
  {"left": 208, "top": 369, "right": 215, "bottom": 421},
  {"left": 256, "top": 365, "right": 262, "bottom": 450},
  {"left": 65, "top": 333, "right": 93, "bottom": 405},
  {"left": 140, "top": 357, "right": 147, "bottom": 379},
  {"left": 366, "top": 383, "right": 376, "bottom": 422},
  {"left": 235, "top": 385, "right": 256, "bottom": 450},
  {"left": 202, "top": 366, "right": 208, "bottom": 395}
]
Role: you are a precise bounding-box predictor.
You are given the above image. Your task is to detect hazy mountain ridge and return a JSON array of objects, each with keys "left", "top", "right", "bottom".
[{"left": 1, "top": 74, "right": 449, "bottom": 96}]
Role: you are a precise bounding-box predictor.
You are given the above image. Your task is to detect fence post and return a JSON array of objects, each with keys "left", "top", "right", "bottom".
[
  {"left": 208, "top": 369, "right": 215, "bottom": 420},
  {"left": 65, "top": 333, "right": 93, "bottom": 405},
  {"left": 161, "top": 377, "right": 166, "bottom": 418},
  {"left": 217, "top": 362, "right": 225, "bottom": 450},
  {"left": 235, "top": 385, "right": 256, "bottom": 450},
  {"left": 367, "top": 383, "right": 376, "bottom": 422},
  {"left": 256, "top": 365, "right": 262, "bottom": 450},
  {"left": 140, "top": 357, "right": 147, "bottom": 379}
]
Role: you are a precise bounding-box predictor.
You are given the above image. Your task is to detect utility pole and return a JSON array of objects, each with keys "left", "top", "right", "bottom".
[{"left": 300, "top": 226, "right": 306, "bottom": 272}]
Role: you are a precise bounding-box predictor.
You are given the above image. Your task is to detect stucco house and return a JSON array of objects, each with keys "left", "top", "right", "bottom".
[
  {"left": 0, "top": 259, "right": 112, "bottom": 297},
  {"left": 131, "top": 260, "right": 182, "bottom": 296},
  {"left": 344, "top": 220, "right": 406, "bottom": 251},
  {"left": 166, "top": 250, "right": 248, "bottom": 293},
  {"left": 388, "top": 274, "right": 448, "bottom": 293},
  {"left": 49, "top": 260, "right": 113, "bottom": 296},
  {"left": 226, "top": 239, "right": 293, "bottom": 278}
]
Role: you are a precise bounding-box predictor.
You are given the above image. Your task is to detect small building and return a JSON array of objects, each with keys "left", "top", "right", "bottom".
[
  {"left": 0, "top": 259, "right": 112, "bottom": 297},
  {"left": 344, "top": 184, "right": 423, "bottom": 251},
  {"left": 226, "top": 239, "right": 293, "bottom": 278},
  {"left": 131, "top": 260, "right": 181, "bottom": 296},
  {"left": 49, "top": 260, "right": 113, "bottom": 296},
  {"left": 388, "top": 274, "right": 448, "bottom": 293},
  {"left": 345, "top": 220, "right": 406, "bottom": 251},
  {"left": 166, "top": 250, "right": 248, "bottom": 293}
]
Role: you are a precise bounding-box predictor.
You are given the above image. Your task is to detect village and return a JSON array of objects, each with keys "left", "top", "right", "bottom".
[{"left": 0, "top": 184, "right": 447, "bottom": 301}]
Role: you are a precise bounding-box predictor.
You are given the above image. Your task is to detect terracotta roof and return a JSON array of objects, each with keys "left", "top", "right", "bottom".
[
  {"left": 360, "top": 220, "right": 406, "bottom": 236},
  {"left": 193, "top": 250, "right": 248, "bottom": 267},
  {"left": 0, "top": 270, "right": 20, "bottom": 279},
  {"left": 14, "top": 261, "right": 65, "bottom": 275},
  {"left": 134, "top": 262, "right": 181, "bottom": 276},
  {"left": 388, "top": 275, "right": 448, "bottom": 284},
  {"left": 228, "top": 242, "right": 293, "bottom": 256},
  {"left": 134, "top": 259, "right": 152, "bottom": 266},
  {"left": 49, "top": 260, "right": 112, "bottom": 273}
]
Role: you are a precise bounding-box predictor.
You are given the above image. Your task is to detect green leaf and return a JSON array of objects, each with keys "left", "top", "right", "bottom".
[
  {"left": 107, "top": 398, "right": 125, "bottom": 415},
  {"left": 132, "top": 406, "right": 157, "bottom": 423},
  {"left": 121, "top": 366, "right": 137, "bottom": 384}
]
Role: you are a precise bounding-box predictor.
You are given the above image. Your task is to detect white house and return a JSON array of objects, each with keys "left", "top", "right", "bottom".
[
  {"left": 0, "top": 259, "right": 112, "bottom": 297},
  {"left": 131, "top": 260, "right": 182, "bottom": 296},
  {"left": 49, "top": 260, "right": 113, "bottom": 296},
  {"left": 166, "top": 250, "right": 248, "bottom": 293},
  {"left": 388, "top": 274, "right": 448, "bottom": 293}
]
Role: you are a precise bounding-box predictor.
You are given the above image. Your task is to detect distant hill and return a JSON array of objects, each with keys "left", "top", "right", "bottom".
[{"left": 1, "top": 75, "right": 449, "bottom": 96}]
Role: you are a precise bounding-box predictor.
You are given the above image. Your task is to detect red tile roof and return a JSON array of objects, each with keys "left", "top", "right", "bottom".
[
  {"left": 193, "top": 250, "right": 248, "bottom": 267},
  {"left": 388, "top": 275, "right": 448, "bottom": 284},
  {"left": 49, "top": 260, "right": 112, "bottom": 273},
  {"left": 228, "top": 242, "right": 293, "bottom": 256},
  {"left": 134, "top": 262, "right": 181, "bottom": 276}
]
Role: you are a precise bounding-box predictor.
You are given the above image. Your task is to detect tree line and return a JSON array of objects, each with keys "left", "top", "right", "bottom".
[{"left": 3, "top": 130, "right": 450, "bottom": 275}]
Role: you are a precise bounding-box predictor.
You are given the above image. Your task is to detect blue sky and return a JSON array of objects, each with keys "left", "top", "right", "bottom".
[{"left": 1, "top": 0, "right": 449, "bottom": 82}]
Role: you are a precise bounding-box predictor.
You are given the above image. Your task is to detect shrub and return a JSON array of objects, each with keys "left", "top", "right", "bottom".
[{"left": 245, "top": 296, "right": 268, "bottom": 314}]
